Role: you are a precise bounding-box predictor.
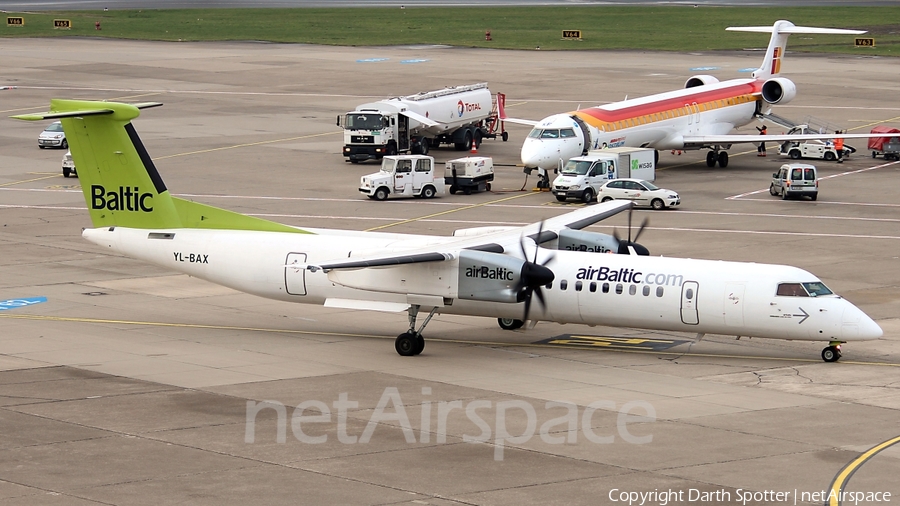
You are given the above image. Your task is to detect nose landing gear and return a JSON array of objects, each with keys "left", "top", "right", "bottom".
[
  {"left": 821, "top": 341, "right": 843, "bottom": 362},
  {"left": 395, "top": 305, "right": 438, "bottom": 356}
]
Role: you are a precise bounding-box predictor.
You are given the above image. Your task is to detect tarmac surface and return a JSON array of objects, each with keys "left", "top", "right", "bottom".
[{"left": 1, "top": 37, "right": 899, "bottom": 505}]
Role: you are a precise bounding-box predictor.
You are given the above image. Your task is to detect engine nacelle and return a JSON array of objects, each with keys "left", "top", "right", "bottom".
[
  {"left": 557, "top": 229, "right": 619, "bottom": 254},
  {"left": 457, "top": 249, "right": 524, "bottom": 303},
  {"left": 761, "top": 77, "right": 797, "bottom": 105},
  {"left": 684, "top": 75, "right": 719, "bottom": 89}
]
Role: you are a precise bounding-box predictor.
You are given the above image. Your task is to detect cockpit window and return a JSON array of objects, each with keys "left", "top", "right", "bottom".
[
  {"left": 528, "top": 128, "right": 542, "bottom": 139},
  {"left": 802, "top": 282, "right": 832, "bottom": 297},
  {"left": 776, "top": 283, "right": 808, "bottom": 297},
  {"left": 540, "top": 129, "right": 560, "bottom": 139},
  {"left": 560, "top": 128, "right": 576, "bottom": 138},
  {"left": 562, "top": 160, "right": 592, "bottom": 175}
]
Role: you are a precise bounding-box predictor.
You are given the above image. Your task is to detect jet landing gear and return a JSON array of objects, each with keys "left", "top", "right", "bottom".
[
  {"left": 821, "top": 341, "right": 844, "bottom": 363},
  {"left": 395, "top": 305, "right": 438, "bottom": 356},
  {"left": 706, "top": 149, "right": 729, "bottom": 168}
]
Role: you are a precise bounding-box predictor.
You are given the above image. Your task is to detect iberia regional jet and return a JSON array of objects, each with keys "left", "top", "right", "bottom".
[
  {"left": 14, "top": 100, "right": 882, "bottom": 362},
  {"left": 505, "top": 20, "right": 881, "bottom": 179}
]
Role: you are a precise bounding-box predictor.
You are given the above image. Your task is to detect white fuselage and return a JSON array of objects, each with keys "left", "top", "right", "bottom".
[
  {"left": 521, "top": 79, "right": 762, "bottom": 170},
  {"left": 84, "top": 226, "right": 881, "bottom": 344}
]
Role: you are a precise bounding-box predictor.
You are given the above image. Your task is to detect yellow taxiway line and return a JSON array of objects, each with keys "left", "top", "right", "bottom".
[{"left": 827, "top": 434, "right": 900, "bottom": 506}]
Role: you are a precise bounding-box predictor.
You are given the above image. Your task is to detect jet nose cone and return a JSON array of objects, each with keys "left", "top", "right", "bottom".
[{"left": 521, "top": 139, "right": 552, "bottom": 169}]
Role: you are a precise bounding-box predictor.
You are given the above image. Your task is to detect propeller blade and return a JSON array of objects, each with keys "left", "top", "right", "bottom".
[
  {"left": 521, "top": 291, "right": 532, "bottom": 321},
  {"left": 633, "top": 217, "right": 650, "bottom": 243},
  {"left": 534, "top": 286, "right": 546, "bottom": 309},
  {"left": 627, "top": 205, "right": 633, "bottom": 243}
]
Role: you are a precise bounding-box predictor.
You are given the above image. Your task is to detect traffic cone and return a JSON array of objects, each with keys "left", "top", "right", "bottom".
[{"left": 470, "top": 138, "right": 478, "bottom": 155}]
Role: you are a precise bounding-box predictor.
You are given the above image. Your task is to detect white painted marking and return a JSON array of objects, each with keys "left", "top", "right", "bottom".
[{"left": 727, "top": 160, "right": 898, "bottom": 200}]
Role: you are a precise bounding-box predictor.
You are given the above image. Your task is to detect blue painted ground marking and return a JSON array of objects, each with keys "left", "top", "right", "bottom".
[
  {"left": 738, "top": 67, "right": 757, "bottom": 72},
  {"left": 0, "top": 297, "right": 47, "bottom": 311},
  {"left": 400, "top": 59, "right": 430, "bottom": 64},
  {"left": 357, "top": 58, "right": 389, "bottom": 63},
  {"left": 690, "top": 66, "right": 719, "bottom": 71}
]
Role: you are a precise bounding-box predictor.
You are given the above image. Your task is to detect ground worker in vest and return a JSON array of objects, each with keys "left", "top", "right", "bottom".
[
  {"left": 756, "top": 125, "right": 767, "bottom": 156},
  {"left": 834, "top": 131, "right": 845, "bottom": 163}
]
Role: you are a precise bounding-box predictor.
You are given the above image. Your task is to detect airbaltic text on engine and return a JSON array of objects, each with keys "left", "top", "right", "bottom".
[
  {"left": 91, "top": 185, "right": 153, "bottom": 212},
  {"left": 576, "top": 266, "right": 684, "bottom": 286},
  {"left": 465, "top": 265, "right": 515, "bottom": 281}
]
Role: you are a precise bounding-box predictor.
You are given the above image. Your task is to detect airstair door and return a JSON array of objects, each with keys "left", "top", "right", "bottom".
[
  {"left": 680, "top": 281, "right": 699, "bottom": 325},
  {"left": 285, "top": 253, "right": 307, "bottom": 296}
]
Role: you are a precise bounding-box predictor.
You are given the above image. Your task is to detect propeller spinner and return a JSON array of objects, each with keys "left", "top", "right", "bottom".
[
  {"left": 516, "top": 221, "right": 556, "bottom": 321},
  {"left": 613, "top": 204, "right": 650, "bottom": 256}
]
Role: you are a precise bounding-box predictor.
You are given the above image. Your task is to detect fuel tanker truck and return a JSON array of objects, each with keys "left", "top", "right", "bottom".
[{"left": 338, "top": 83, "right": 507, "bottom": 163}]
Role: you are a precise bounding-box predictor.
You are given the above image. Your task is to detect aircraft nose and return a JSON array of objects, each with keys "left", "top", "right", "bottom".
[
  {"left": 842, "top": 304, "right": 883, "bottom": 341},
  {"left": 521, "top": 139, "right": 553, "bottom": 169}
]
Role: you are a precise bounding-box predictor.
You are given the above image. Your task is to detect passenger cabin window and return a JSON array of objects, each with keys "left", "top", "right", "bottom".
[
  {"left": 615, "top": 284, "right": 623, "bottom": 295},
  {"left": 602, "top": 282, "right": 610, "bottom": 293},
  {"left": 629, "top": 285, "right": 637, "bottom": 295},
  {"left": 560, "top": 280, "right": 568, "bottom": 291},
  {"left": 575, "top": 281, "right": 583, "bottom": 292},
  {"left": 656, "top": 286, "right": 664, "bottom": 297},
  {"left": 560, "top": 128, "right": 577, "bottom": 138},
  {"left": 590, "top": 282, "right": 597, "bottom": 293}
]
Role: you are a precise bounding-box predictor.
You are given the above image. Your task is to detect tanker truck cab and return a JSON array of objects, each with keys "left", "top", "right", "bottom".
[{"left": 360, "top": 155, "right": 445, "bottom": 200}]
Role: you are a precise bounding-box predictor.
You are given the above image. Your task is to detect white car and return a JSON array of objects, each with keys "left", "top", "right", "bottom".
[
  {"left": 38, "top": 121, "right": 68, "bottom": 149},
  {"left": 597, "top": 178, "right": 680, "bottom": 210}
]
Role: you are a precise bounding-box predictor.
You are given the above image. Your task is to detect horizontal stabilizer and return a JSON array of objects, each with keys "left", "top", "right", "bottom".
[
  {"left": 12, "top": 102, "right": 162, "bottom": 121},
  {"left": 726, "top": 26, "right": 866, "bottom": 35}
]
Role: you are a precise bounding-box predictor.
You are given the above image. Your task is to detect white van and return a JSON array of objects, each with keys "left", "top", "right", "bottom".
[{"left": 770, "top": 163, "right": 818, "bottom": 200}]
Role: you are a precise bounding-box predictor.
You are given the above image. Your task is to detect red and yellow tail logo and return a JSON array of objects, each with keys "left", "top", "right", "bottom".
[{"left": 770, "top": 46, "right": 783, "bottom": 75}]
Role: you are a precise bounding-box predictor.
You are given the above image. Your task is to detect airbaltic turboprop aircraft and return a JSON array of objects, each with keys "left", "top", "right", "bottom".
[
  {"left": 14, "top": 100, "right": 882, "bottom": 362},
  {"left": 504, "top": 21, "right": 881, "bottom": 178}
]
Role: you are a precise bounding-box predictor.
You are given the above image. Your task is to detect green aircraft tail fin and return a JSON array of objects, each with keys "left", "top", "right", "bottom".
[{"left": 13, "top": 100, "right": 307, "bottom": 234}]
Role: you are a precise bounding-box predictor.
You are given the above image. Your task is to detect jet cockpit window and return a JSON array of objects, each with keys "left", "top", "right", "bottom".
[
  {"left": 560, "top": 128, "right": 577, "bottom": 138},
  {"left": 562, "top": 160, "right": 592, "bottom": 175},
  {"left": 346, "top": 114, "right": 385, "bottom": 130},
  {"left": 776, "top": 283, "right": 808, "bottom": 297},
  {"left": 540, "top": 129, "right": 561, "bottom": 139},
  {"left": 528, "top": 128, "right": 542, "bottom": 139},
  {"left": 802, "top": 282, "right": 833, "bottom": 297}
]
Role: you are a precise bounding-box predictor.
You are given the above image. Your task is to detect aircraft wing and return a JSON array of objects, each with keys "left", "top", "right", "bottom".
[
  {"left": 682, "top": 132, "right": 888, "bottom": 149},
  {"left": 309, "top": 199, "right": 632, "bottom": 271},
  {"left": 399, "top": 109, "right": 439, "bottom": 127},
  {"left": 500, "top": 117, "right": 539, "bottom": 127}
]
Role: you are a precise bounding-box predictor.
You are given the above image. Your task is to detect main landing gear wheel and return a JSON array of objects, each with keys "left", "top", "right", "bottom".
[
  {"left": 498, "top": 318, "right": 524, "bottom": 330},
  {"left": 395, "top": 332, "right": 420, "bottom": 356},
  {"left": 821, "top": 345, "right": 842, "bottom": 363},
  {"left": 718, "top": 151, "right": 729, "bottom": 168},
  {"left": 395, "top": 305, "right": 438, "bottom": 356},
  {"left": 706, "top": 151, "right": 717, "bottom": 167}
]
